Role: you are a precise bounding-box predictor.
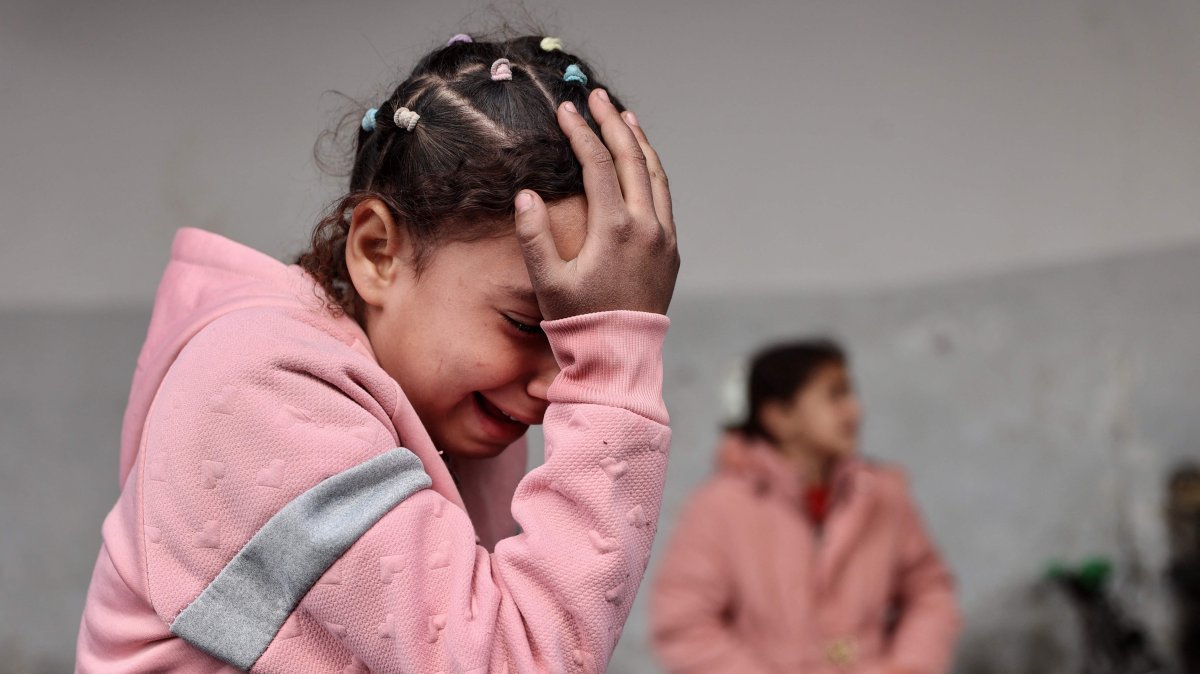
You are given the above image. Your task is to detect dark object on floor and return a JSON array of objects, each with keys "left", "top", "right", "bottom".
[
  {"left": 1167, "top": 464, "right": 1200, "bottom": 674},
  {"left": 1045, "top": 558, "right": 1166, "bottom": 674}
]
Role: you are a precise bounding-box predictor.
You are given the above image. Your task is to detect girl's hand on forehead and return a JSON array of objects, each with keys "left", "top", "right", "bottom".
[{"left": 514, "top": 88, "right": 680, "bottom": 319}]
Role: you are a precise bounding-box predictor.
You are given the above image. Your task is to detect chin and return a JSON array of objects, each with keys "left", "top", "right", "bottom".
[
  {"left": 450, "top": 445, "right": 510, "bottom": 460},
  {"left": 444, "top": 437, "right": 518, "bottom": 461}
]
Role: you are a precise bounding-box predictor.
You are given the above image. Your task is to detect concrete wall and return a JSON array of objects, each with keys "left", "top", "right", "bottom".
[
  {"left": 3, "top": 0, "right": 1199, "bottom": 671},
  {"left": 4, "top": 242, "right": 1196, "bottom": 672},
  {"left": 610, "top": 241, "right": 1200, "bottom": 672},
  {"left": 2, "top": 0, "right": 1200, "bottom": 309}
]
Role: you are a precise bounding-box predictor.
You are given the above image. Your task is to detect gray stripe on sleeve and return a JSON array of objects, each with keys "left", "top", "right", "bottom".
[{"left": 170, "top": 447, "right": 432, "bottom": 671}]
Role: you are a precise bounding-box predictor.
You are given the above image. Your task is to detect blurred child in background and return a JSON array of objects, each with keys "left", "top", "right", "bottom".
[{"left": 652, "top": 339, "right": 960, "bottom": 674}]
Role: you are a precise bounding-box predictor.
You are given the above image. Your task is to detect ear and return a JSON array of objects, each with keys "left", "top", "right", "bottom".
[
  {"left": 345, "top": 198, "right": 412, "bottom": 309},
  {"left": 758, "top": 400, "right": 789, "bottom": 441}
]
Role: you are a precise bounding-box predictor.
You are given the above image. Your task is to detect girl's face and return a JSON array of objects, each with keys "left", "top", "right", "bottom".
[
  {"left": 768, "top": 363, "right": 863, "bottom": 460},
  {"left": 347, "top": 197, "right": 588, "bottom": 459}
]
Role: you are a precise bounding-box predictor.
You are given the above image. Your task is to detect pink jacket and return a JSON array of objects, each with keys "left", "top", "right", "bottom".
[
  {"left": 651, "top": 433, "right": 960, "bottom": 674},
  {"left": 76, "top": 228, "right": 672, "bottom": 673}
]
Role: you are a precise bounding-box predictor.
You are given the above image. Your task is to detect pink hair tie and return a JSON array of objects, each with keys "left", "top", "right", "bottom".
[
  {"left": 490, "top": 58, "right": 513, "bottom": 81},
  {"left": 447, "top": 33, "right": 472, "bottom": 46}
]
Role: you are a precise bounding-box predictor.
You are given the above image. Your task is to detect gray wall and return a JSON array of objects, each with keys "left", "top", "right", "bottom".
[
  {"left": 5, "top": 243, "right": 1195, "bottom": 672},
  {"left": 2, "top": 0, "right": 1200, "bottom": 309},
  {"left": 611, "top": 241, "right": 1200, "bottom": 672},
  {"left": 3, "top": 0, "right": 1199, "bottom": 672}
]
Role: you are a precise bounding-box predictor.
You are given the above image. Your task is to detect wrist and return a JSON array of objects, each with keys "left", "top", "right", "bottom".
[{"left": 541, "top": 311, "right": 670, "bottom": 424}]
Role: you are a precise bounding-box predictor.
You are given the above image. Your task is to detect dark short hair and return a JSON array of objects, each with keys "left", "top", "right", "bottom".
[
  {"left": 297, "top": 34, "right": 624, "bottom": 317},
  {"left": 732, "top": 339, "right": 848, "bottom": 441}
]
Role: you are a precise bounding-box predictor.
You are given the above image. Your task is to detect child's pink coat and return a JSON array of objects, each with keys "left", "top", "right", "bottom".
[
  {"left": 650, "top": 433, "right": 960, "bottom": 674},
  {"left": 76, "top": 228, "right": 671, "bottom": 673}
]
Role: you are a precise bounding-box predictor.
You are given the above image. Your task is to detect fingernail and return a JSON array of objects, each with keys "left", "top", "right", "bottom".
[
  {"left": 515, "top": 191, "right": 534, "bottom": 213},
  {"left": 595, "top": 88, "right": 610, "bottom": 103},
  {"left": 561, "top": 101, "right": 577, "bottom": 114},
  {"left": 623, "top": 111, "right": 639, "bottom": 127}
]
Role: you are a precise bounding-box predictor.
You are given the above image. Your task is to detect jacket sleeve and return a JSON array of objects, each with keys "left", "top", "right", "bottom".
[
  {"left": 649, "top": 483, "right": 775, "bottom": 674},
  {"left": 142, "top": 309, "right": 672, "bottom": 674},
  {"left": 883, "top": 477, "right": 963, "bottom": 674}
]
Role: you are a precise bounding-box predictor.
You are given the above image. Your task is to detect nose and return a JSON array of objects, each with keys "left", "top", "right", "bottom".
[{"left": 526, "top": 345, "right": 560, "bottom": 402}]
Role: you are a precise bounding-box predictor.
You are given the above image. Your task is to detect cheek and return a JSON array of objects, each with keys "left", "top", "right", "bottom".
[
  {"left": 805, "top": 405, "right": 844, "bottom": 440},
  {"left": 832, "top": 408, "right": 856, "bottom": 434},
  {"left": 393, "top": 318, "right": 529, "bottom": 408},
  {"left": 844, "top": 403, "right": 862, "bottom": 427},
  {"left": 371, "top": 304, "right": 473, "bottom": 406},
  {"left": 459, "top": 330, "right": 531, "bottom": 391}
]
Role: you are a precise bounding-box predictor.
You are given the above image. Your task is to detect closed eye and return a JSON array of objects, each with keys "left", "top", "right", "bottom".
[{"left": 502, "top": 313, "right": 543, "bottom": 335}]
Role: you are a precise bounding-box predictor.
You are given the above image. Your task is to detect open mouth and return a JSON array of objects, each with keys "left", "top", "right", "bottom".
[{"left": 472, "top": 392, "right": 529, "bottom": 437}]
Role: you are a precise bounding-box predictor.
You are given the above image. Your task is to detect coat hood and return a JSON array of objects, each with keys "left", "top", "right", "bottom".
[{"left": 118, "top": 228, "right": 527, "bottom": 546}]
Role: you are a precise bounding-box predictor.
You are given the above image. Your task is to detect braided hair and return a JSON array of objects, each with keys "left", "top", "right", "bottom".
[{"left": 297, "top": 35, "right": 625, "bottom": 318}]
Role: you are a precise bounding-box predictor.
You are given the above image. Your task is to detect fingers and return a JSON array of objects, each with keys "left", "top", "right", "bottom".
[
  {"left": 587, "top": 89, "right": 655, "bottom": 218},
  {"left": 623, "top": 111, "right": 675, "bottom": 238},
  {"left": 513, "top": 190, "right": 560, "bottom": 288},
  {"left": 556, "top": 101, "right": 624, "bottom": 225}
]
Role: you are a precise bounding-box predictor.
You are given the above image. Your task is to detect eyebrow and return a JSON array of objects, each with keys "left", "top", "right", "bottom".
[{"left": 494, "top": 282, "right": 539, "bottom": 309}]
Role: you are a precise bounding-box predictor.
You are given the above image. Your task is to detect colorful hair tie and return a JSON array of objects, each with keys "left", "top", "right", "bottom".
[
  {"left": 540, "top": 37, "right": 564, "bottom": 52},
  {"left": 490, "top": 58, "right": 513, "bottom": 81},
  {"left": 361, "top": 107, "right": 379, "bottom": 132},
  {"left": 393, "top": 107, "right": 420, "bottom": 131},
  {"left": 563, "top": 64, "right": 587, "bottom": 85},
  {"left": 447, "top": 33, "right": 473, "bottom": 46}
]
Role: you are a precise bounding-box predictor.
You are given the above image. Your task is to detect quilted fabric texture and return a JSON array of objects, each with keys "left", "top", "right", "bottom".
[{"left": 76, "top": 229, "right": 672, "bottom": 673}]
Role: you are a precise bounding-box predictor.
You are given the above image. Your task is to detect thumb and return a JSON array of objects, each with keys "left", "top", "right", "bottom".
[{"left": 513, "top": 190, "right": 559, "bottom": 283}]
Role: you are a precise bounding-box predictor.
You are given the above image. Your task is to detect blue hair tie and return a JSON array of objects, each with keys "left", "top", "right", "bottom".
[
  {"left": 563, "top": 64, "right": 587, "bottom": 86},
  {"left": 361, "top": 107, "right": 379, "bottom": 132}
]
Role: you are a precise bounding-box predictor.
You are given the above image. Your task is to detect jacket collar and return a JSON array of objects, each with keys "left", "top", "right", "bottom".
[{"left": 714, "top": 431, "right": 867, "bottom": 508}]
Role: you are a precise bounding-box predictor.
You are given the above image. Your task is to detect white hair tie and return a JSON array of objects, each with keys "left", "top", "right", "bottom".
[{"left": 393, "top": 107, "right": 420, "bottom": 131}]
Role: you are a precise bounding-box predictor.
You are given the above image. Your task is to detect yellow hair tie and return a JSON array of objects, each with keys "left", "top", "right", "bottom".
[{"left": 540, "top": 37, "right": 565, "bottom": 52}]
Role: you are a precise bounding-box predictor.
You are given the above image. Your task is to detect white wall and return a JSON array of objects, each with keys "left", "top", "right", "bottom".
[{"left": 2, "top": 0, "right": 1198, "bottom": 309}]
